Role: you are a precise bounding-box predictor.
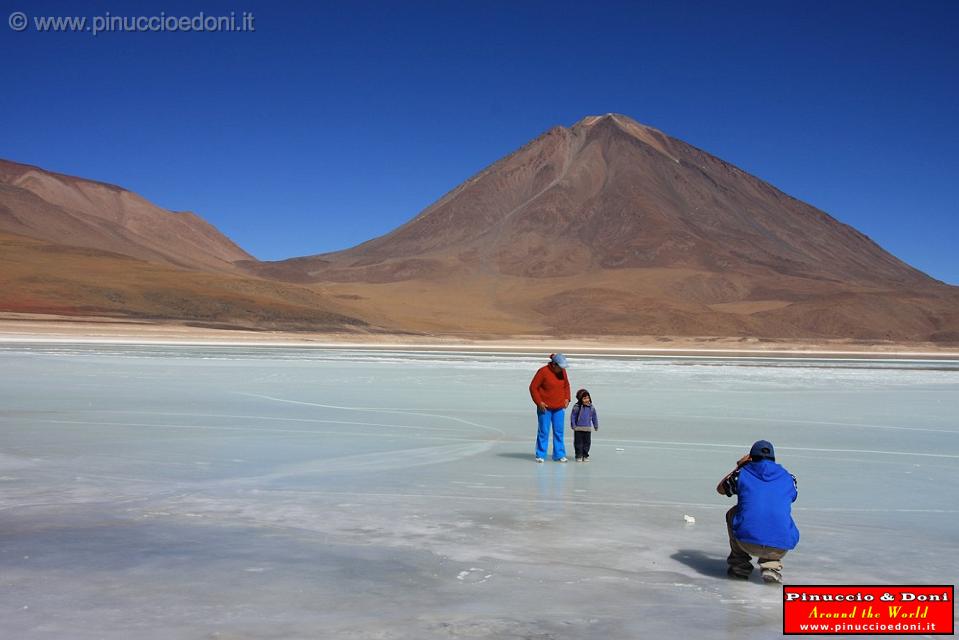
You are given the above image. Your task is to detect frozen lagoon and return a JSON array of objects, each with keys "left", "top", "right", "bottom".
[{"left": 1, "top": 343, "right": 957, "bottom": 639}]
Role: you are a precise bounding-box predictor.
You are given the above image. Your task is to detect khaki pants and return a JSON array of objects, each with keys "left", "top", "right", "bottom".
[{"left": 726, "top": 507, "right": 787, "bottom": 579}]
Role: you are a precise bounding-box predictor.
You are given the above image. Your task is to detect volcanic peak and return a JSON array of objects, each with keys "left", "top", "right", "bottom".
[{"left": 571, "top": 113, "right": 681, "bottom": 164}]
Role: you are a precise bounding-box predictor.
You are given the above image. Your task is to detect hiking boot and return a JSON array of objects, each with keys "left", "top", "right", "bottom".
[
  {"left": 727, "top": 567, "right": 751, "bottom": 580},
  {"left": 762, "top": 569, "right": 783, "bottom": 584}
]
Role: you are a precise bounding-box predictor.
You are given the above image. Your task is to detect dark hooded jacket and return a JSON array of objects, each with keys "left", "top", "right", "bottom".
[{"left": 730, "top": 459, "right": 800, "bottom": 550}]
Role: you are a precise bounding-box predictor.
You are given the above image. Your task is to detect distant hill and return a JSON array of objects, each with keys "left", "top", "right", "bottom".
[
  {"left": 0, "top": 231, "right": 369, "bottom": 332},
  {"left": 241, "top": 114, "right": 958, "bottom": 342},
  {"left": 0, "top": 159, "right": 373, "bottom": 331},
  {"left": 0, "top": 159, "right": 252, "bottom": 274}
]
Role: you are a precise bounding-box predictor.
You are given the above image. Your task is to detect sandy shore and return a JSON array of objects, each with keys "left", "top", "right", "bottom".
[{"left": 1, "top": 313, "right": 958, "bottom": 359}]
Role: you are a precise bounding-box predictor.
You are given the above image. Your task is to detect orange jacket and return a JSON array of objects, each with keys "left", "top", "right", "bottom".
[{"left": 529, "top": 364, "right": 570, "bottom": 410}]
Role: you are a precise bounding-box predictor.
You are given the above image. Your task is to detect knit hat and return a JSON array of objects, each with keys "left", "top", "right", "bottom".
[
  {"left": 575, "top": 388, "right": 590, "bottom": 402},
  {"left": 750, "top": 440, "right": 775, "bottom": 460},
  {"left": 549, "top": 353, "right": 568, "bottom": 369}
]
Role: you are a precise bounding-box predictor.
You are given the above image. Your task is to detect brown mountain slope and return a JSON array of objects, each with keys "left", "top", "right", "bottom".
[
  {"left": 0, "top": 231, "right": 369, "bottom": 332},
  {"left": 245, "top": 114, "right": 958, "bottom": 341},
  {"left": 0, "top": 159, "right": 252, "bottom": 274},
  {"left": 255, "top": 114, "right": 934, "bottom": 287}
]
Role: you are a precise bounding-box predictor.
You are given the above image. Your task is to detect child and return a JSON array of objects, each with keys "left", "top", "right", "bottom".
[{"left": 570, "top": 388, "right": 599, "bottom": 462}]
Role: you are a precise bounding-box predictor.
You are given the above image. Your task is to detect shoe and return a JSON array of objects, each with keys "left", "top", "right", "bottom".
[
  {"left": 583, "top": 456, "right": 590, "bottom": 463},
  {"left": 535, "top": 457, "right": 544, "bottom": 463},
  {"left": 727, "top": 567, "right": 750, "bottom": 580},
  {"left": 557, "top": 457, "right": 568, "bottom": 463},
  {"left": 575, "top": 457, "right": 584, "bottom": 462},
  {"left": 762, "top": 570, "right": 783, "bottom": 584}
]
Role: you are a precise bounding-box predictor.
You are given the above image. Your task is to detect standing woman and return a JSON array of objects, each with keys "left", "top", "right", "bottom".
[{"left": 528, "top": 353, "right": 571, "bottom": 463}]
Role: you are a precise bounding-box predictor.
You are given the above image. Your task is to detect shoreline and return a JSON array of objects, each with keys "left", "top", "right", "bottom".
[{"left": 2, "top": 315, "right": 958, "bottom": 360}]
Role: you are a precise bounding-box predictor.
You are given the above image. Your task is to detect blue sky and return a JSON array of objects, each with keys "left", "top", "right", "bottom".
[{"left": 2, "top": 1, "right": 957, "bottom": 283}]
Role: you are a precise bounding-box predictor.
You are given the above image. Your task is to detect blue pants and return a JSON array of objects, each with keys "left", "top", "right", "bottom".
[{"left": 535, "top": 407, "right": 566, "bottom": 460}]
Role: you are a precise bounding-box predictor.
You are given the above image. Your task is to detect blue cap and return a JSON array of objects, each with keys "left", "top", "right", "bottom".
[
  {"left": 550, "top": 353, "right": 568, "bottom": 369},
  {"left": 750, "top": 440, "right": 775, "bottom": 460}
]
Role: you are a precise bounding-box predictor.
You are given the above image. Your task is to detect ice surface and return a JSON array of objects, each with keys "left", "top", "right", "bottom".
[{"left": 1, "top": 343, "right": 957, "bottom": 638}]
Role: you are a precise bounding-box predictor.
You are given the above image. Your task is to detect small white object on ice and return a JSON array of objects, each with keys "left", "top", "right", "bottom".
[
  {"left": 615, "top": 448, "right": 625, "bottom": 452},
  {"left": 683, "top": 514, "right": 696, "bottom": 524}
]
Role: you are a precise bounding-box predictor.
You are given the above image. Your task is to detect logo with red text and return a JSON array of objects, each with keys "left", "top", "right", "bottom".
[{"left": 783, "top": 585, "right": 954, "bottom": 635}]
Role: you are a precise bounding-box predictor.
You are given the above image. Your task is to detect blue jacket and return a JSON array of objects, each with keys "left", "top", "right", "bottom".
[{"left": 731, "top": 459, "right": 799, "bottom": 550}]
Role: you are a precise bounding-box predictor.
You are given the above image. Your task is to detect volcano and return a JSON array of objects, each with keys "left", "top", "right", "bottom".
[
  {"left": 3, "top": 116, "right": 956, "bottom": 341},
  {"left": 244, "top": 114, "right": 958, "bottom": 341}
]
